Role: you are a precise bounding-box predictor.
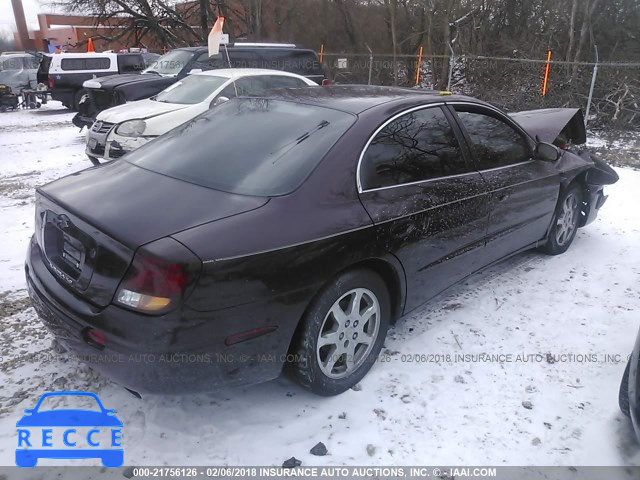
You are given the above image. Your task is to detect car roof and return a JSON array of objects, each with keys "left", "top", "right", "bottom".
[
  {"left": 250, "top": 85, "right": 487, "bottom": 114},
  {"left": 46, "top": 52, "right": 117, "bottom": 58},
  {"left": 194, "top": 68, "right": 311, "bottom": 79},
  {"left": 175, "top": 45, "right": 316, "bottom": 53}
]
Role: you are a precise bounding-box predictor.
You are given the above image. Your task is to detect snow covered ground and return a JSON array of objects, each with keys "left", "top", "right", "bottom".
[{"left": 1, "top": 102, "right": 640, "bottom": 473}]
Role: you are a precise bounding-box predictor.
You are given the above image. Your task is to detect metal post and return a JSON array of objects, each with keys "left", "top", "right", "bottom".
[
  {"left": 585, "top": 43, "right": 599, "bottom": 127},
  {"left": 541, "top": 49, "right": 552, "bottom": 96},
  {"left": 447, "top": 41, "right": 455, "bottom": 91},
  {"left": 415, "top": 46, "right": 424, "bottom": 86},
  {"left": 365, "top": 43, "right": 373, "bottom": 85}
]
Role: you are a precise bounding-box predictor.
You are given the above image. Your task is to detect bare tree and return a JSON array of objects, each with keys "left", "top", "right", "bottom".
[
  {"left": 571, "top": 0, "right": 601, "bottom": 82},
  {"left": 50, "top": 0, "right": 202, "bottom": 48}
]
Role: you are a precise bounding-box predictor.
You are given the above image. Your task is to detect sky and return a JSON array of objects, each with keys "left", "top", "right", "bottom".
[{"left": 0, "top": 0, "right": 57, "bottom": 39}]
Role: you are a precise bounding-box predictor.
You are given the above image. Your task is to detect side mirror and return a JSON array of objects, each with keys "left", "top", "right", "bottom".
[
  {"left": 534, "top": 142, "right": 560, "bottom": 162},
  {"left": 187, "top": 68, "right": 203, "bottom": 75},
  {"left": 210, "top": 96, "right": 230, "bottom": 108}
]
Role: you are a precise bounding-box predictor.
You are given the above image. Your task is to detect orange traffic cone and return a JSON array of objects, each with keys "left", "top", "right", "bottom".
[{"left": 87, "top": 37, "right": 95, "bottom": 52}]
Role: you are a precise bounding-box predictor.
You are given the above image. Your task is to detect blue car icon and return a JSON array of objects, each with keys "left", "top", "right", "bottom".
[{"left": 16, "top": 391, "right": 123, "bottom": 468}]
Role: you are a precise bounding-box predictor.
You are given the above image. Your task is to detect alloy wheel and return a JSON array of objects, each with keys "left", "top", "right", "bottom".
[
  {"left": 555, "top": 193, "right": 579, "bottom": 246},
  {"left": 316, "top": 288, "right": 381, "bottom": 379}
]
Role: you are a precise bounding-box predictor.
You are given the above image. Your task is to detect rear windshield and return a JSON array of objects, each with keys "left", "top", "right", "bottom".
[
  {"left": 154, "top": 75, "right": 228, "bottom": 104},
  {"left": 126, "top": 98, "right": 355, "bottom": 196}
]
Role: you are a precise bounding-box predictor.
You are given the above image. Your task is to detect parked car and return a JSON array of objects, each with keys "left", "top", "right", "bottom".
[
  {"left": 85, "top": 68, "right": 318, "bottom": 164},
  {"left": 37, "top": 52, "right": 154, "bottom": 111},
  {"left": 72, "top": 43, "right": 328, "bottom": 128},
  {"left": 620, "top": 329, "right": 640, "bottom": 442},
  {"left": 25, "top": 86, "right": 618, "bottom": 397},
  {"left": 0, "top": 52, "right": 40, "bottom": 93}
]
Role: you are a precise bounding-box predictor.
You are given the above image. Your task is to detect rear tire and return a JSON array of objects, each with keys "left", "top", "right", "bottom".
[
  {"left": 541, "top": 183, "right": 583, "bottom": 255},
  {"left": 620, "top": 360, "right": 631, "bottom": 417},
  {"left": 289, "top": 269, "right": 390, "bottom": 396}
]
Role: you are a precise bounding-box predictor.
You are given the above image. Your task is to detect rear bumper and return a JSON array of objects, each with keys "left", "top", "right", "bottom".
[{"left": 26, "top": 236, "right": 292, "bottom": 394}]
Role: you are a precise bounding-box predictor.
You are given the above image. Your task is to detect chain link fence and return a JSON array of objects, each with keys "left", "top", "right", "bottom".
[{"left": 322, "top": 52, "right": 640, "bottom": 131}]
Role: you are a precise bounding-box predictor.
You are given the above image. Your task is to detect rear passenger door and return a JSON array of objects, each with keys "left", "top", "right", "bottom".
[
  {"left": 358, "top": 105, "right": 491, "bottom": 312},
  {"left": 450, "top": 105, "right": 560, "bottom": 263}
]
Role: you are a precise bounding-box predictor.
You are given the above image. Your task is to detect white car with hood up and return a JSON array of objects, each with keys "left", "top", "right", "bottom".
[{"left": 85, "top": 68, "right": 317, "bottom": 163}]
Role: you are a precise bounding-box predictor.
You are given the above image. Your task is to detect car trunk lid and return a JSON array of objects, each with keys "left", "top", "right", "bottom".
[{"left": 36, "top": 160, "right": 268, "bottom": 307}]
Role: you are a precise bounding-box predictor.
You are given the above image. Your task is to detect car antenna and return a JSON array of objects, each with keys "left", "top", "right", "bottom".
[
  {"left": 222, "top": 45, "right": 238, "bottom": 97},
  {"left": 208, "top": 16, "right": 238, "bottom": 97}
]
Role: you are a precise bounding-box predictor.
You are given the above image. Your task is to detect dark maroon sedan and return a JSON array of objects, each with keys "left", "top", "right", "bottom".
[{"left": 26, "top": 86, "right": 617, "bottom": 396}]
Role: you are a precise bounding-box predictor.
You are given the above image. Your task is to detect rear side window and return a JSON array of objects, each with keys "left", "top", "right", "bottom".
[
  {"left": 61, "top": 57, "right": 111, "bottom": 71},
  {"left": 217, "top": 77, "right": 268, "bottom": 99},
  {"left": 126, "top": 99, "right": 355, "bottom": 196},
  {"left": 455, "top": 109, "right": 531, "bottom": 169},
  {"left": 266, "top": 75, "right": 309, "bottom": 89},
  {"left": 360, "top": 107, "right": 469, "bottom": 190}
]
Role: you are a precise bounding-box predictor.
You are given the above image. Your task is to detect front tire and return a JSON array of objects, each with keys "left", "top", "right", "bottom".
[
  {"left": 541, "top": 183, "right": 583, "bottom": 255},
  {"left": 289, "top": 269, "right": 390, "bottom": 396}
]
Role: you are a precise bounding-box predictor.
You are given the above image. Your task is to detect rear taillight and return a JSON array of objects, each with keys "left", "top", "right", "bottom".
[
  {"left": 115, "top": 238, "right": 201, "bottom": 314},
  {"left": 47, "top": 76, "right": 55, "bottom": 89},
  {"left": 322, "top": 79, "right": 330, "bottom": 86}
]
